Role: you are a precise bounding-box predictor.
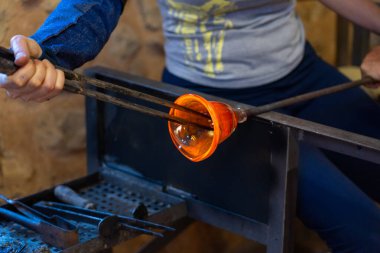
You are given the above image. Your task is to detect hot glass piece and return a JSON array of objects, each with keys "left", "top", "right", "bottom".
[{"left": 168, "top": 94, "right": 246, "bottom": 162}]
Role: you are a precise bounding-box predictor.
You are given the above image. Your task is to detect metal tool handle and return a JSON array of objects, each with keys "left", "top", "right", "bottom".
[
  {"left": 54, "top": 185, "right": 96, "bottom": 209},
  {"left": 0, "top": 193, "right": 52, "bottom": 221},
  {"left": 34, "top": 204, "right": 165, "bottom": 237},
  {"left": 0, "top": 207, "right": 40, "bottom": 230},
  {"left": 0, "top": 47, "right": 17, "bottom": 75},
  {"left": 0, "top": 47, "right": 84, "bottom": 84},
  {"left": 0, "top": 207, "right": 78, "bottom": 249},
  {"left": 0, "top": 46, "right": 213, "bottom": 130},
  {"left": 41, "top": 201, "right": 175, "bottom": 231}
]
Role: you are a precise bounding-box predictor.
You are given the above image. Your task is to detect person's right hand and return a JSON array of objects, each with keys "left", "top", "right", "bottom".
[
  {"left": 361, "top": 45, "right": 380, "bottom": 89},
  {"left": 0, "top": 35, "right": 64, "bottom": 102}
]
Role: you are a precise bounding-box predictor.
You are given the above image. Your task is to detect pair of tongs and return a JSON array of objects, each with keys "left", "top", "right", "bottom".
[
  {"left": 0, "top": 194, "right": 78, "bottom": 249},
  {"left": 33, "top": 201, "right": 175, "bottom": 238},
  {"left": 0, "top": 47, "right": 213, "bottom": 130}
]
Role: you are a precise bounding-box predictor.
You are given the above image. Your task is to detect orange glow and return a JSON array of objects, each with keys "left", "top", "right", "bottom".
[{"left": 168, "top": 94, "right": 239, "bottom": 162}]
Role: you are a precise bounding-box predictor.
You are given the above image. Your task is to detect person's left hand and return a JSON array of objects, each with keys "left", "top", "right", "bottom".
[
  {"left": 0, "top": 35, "right": 64, "bottom": 102},
  {"left": 361, "top": 46, "right": 380, "bottom": 88}
]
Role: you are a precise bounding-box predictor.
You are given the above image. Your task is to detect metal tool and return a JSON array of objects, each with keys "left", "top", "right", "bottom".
[
  {"left": 34, "top": 201, "right": 175, "bottom": 238},
  {"left": 106, "top": 193, "right": 148, "bottom": 219},
  {"left": 0, "top": 47, "right": 212, "bottom": 130},
  {"left": 54, "top": 185, "right": 97, "bottom": 209},
  {"left": 243, "top": 76, "right": 375, "bottom": 116},
  {"left": 54, "top": 185, "right": 148, "bottom": 218},
  {"left": 0, "top": 194, "right": 78, "bottom": 249}
]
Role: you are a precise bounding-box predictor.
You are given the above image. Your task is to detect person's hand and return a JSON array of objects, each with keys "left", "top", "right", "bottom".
[
  {"left": 361, "top": 46, "right": 380, "bottom": 89},
  {"left": 0, "top": 35, "right": 64, "bottom": 102}
]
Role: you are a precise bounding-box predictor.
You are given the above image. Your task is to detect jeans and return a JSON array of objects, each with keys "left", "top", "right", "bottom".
[{"left": 162, "top": 42, "right": 380, "bottom": 252}]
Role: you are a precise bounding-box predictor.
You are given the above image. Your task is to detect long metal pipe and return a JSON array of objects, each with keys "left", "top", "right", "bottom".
[{"left": 246, "top": 77, "right": 375, "bottom": 117}]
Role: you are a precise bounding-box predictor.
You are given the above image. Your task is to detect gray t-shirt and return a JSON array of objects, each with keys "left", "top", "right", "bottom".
[{"left": 158, "top": 0, "right": 305, "bottom": 88}]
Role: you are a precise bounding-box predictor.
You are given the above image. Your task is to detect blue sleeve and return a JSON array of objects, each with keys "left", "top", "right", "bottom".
[{"left": 30, "top": 0, "right": 124, "bottom": 69}]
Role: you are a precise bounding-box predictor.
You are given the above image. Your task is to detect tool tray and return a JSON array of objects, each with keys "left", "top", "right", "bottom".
[{"left": 0, "top": 169, "right": 186, "bottom": 252}]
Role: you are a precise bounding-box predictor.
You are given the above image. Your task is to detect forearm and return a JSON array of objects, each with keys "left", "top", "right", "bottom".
[
  {"left": 319, "top": 0, "right": 380, "bottom": 35},
  {"left": 31, "top": 0, "right": 124, "bottom": 69}
]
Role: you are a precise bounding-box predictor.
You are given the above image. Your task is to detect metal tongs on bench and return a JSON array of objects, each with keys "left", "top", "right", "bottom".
[
  {"left": 33, "top": 201, "right": 175, "bottom": 238},
  {"left": 0, "top": 194, "right": 78, "bottom": 249}
]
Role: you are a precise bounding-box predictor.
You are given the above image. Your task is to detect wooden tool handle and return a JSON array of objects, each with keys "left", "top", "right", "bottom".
[{"left": 54, "top": 185, "right": 96, "bottom": 209}]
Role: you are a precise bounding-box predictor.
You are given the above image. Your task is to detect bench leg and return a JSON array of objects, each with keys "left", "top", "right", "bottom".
[{"left": 267, "top": 128, "right": 299, "bottom": 253}]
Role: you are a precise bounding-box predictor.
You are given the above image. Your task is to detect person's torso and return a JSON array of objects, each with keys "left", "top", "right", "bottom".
[{"left": 157, "top": 0, "right": 305, "bottom": 88}]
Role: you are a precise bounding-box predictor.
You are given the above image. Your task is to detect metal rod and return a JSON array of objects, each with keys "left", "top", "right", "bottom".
[
  {"left": 35, "top": 204, "right": 163, "bottom": 237},
  {"left": 246, "top": 77, "right": 375, "bottom": 117},
  {"left": 64, "top": 80, "right": 213, "bottom": 130},
  {"left": 0, "top": 47, "right": 213, "bottom": 130},
  {"left": 39, "top": 201, "right": 175, "bottom": 232},
  {"left": 0, "top": 47, "right": 209, "bottom": 120},
  {"left": 59, "top": 66, "right": 210, "bottom": 120}
]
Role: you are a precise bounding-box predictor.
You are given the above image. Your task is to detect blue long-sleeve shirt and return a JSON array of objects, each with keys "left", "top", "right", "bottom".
[{"left": 31, "top": 0, "right": 124, "bottom": 69}]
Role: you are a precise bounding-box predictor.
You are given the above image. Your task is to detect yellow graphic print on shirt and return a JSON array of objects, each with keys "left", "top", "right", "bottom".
[{"left": 167, "top": 0, "right": 236, "bottom": 78}]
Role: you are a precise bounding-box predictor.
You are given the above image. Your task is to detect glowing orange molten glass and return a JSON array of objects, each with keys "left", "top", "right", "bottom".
[{"left": 168, "top": 94, "right": 245, "bottom": 162}]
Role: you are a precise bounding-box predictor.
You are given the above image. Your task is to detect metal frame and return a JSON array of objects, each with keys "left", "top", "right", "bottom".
[
  {"left": 84, "top": 67, "right": 380, "bottom": 252},
  {"left": 85, "top": 67, "right": 301, "bottom": 252},
  {"left": 336, "top": 15, "right": 372, "bottom": 67}
]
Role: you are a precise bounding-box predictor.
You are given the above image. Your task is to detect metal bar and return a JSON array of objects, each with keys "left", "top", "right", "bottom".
[
  {"left": 66, "top": 69, "right": 210, "bottom": 120},
  {"left": 262, "top": 112, "right": 380, "bottom": 165},
  {"left": 0, "top": 207, "right": 79, "bottom": 249},
  {"left": 336, "top": 16, "right": 351, "bottom": 66},
  {"left": 266, "top": 127, "right": 299, "bottom": 253},
  {"left": 0, "top": 194, "right": 77, "bottom": 231},
  {"left": 0, "top": 47, "right": 210, "bottom": 121},
  {"left": 34, "top": 204, "right": 165, "bottom": 238},
  {"left": 246, "top": 77, "right": 375, "bottom": 116},
  {"left": 65, "top": 80, "right": 213, "bottom": 130},
  {"left": 85, "top": 97, "right": 103, "bottom": 174},
  {"left": 38, "top": 201, "right": 174, "bottom": 232},
  {"left": 352, "top": 24, "right": 370, "bottom": 66}
]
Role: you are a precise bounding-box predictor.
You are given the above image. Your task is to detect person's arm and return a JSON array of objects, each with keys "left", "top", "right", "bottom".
[
  {"left": 0, "top": 0, "right": 124, "bottom": 102},
  {"left": 31, "top": 0, "right": 124, "bottom": 69},
  {"left": 319, "top": 0, "right": 380, "bottom": 34}
]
